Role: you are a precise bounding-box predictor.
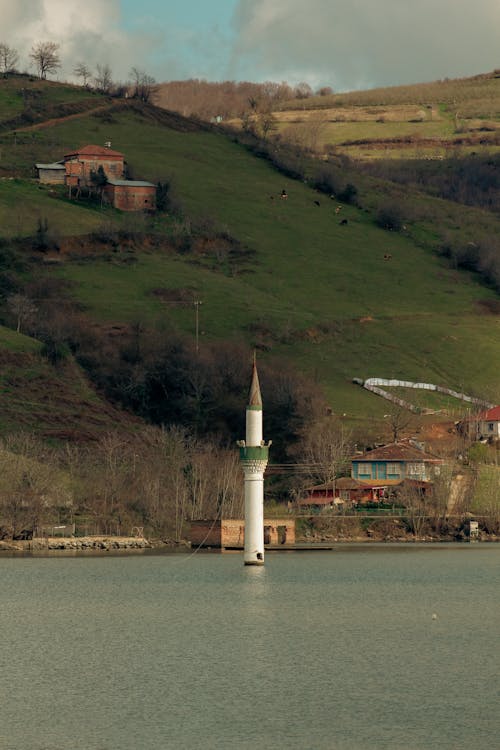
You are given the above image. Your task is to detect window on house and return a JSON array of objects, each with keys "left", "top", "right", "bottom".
[
  {"left": 358, "top": 463, "right": 371, "bottom": 477},
  {"left": 386, "top": 463, "right": 400, "bottom": 476},
  {"left": 488, "top": 423, "right": 494, "bottom": 432},
  {"left": 407, "top": 463, "right": 425, "bottom": 478}
]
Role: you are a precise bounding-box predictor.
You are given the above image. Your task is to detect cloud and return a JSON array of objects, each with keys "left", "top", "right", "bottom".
[
  {"left": 2, "top": 0, "right": 499, "bottom": 90},
  {"left": 230, "top": 0, "right": 500, "bottom": 90},
  {"left": 0, "top": 0, "right": 158, "bottom": 82}
]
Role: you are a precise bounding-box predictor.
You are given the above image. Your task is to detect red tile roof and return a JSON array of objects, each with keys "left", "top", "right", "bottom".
[
  {"left": 477, "top": 405, "right": 500, "bottom": 421},
  {"left": 306, "top": 478, "right": 364, "bottom": 493},
  {"left": 353, "top": 441, "right": 442, "bottom": 463},
  {"left": 64, "top": 144, "right": 124, "bottom": 159}
]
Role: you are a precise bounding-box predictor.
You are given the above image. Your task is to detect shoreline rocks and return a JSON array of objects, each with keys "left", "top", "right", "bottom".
[{"left": 2, "top": 536, "right": 154, "bottom": 552}]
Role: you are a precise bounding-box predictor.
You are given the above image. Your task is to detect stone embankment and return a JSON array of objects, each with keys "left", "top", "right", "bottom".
[{"left": 0, "top": 536, "right": 152, "bottom": 552}]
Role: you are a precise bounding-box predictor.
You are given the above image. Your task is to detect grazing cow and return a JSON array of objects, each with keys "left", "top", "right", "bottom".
[
  {"left": 281, "top": 189, "right": 288, "bottom": 199},
  {"left": 335, "top": 206, "right": 342, "bottom": 213},
  {"left": 383, "top": 253, "right": 392, "bottom": 260},
  {"left": 340, "top": 218, "right": 348, "bottom": 225},
  {"left": 314, "top": 200, "right": 320, "bottom": 207}
]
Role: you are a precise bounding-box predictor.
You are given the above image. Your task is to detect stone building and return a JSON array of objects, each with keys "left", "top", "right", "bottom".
[{"left": 190, "top": 518, "right": 295, "bottom": 549}]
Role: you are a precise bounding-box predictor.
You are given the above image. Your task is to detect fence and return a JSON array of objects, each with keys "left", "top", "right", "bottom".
[{"left": 354, "top": 377, "right": 493, "bottom": 412}]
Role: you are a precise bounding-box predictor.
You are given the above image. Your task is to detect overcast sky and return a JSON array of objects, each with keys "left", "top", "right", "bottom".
[{"left": 1, "top": 0, "right": 499, "bottom": 91}]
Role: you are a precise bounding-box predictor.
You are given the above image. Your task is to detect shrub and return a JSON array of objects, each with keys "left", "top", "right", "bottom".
[
  {"left": 337, "top": 182, "right": 358, "bottom": 204},
  {"left": 313, "top": 168, "right": 341, "bottom": 195},
  {"left": 41, "top": 338, "right": 70, "bottom": 365},
  {"left": 375, "top": 202, "right": 404, "bottom": 231},
  {"left": 156, "top": 181, "right": 170, "bottom": 212}
]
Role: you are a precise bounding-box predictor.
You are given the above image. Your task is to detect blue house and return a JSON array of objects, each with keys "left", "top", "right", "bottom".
[{"left": 351, "top": 441, "right": 443, "bottom": 483}]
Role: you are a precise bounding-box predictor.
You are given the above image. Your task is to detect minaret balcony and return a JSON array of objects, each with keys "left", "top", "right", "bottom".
[{"left": 239, "top": 445, "right": 269, "bottom": 462}]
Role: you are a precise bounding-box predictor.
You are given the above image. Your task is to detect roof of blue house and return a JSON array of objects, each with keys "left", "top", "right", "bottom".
[{"left": 352, "top": 441, "right": 442, "bottom": 463}]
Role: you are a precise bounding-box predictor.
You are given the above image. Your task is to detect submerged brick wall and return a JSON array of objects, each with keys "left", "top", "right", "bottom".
[{"left": 190, "top": 519, "right": 295, "bottom": 548}]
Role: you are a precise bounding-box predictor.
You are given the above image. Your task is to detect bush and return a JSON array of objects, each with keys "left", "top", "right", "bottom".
[
  {"left": 313, "top": 168, "right": 341, "bottom": 196},
  {"left": 337, "top": 182, "right": 358, "bottom": 204},
  {"left": 156, "top": 181, "right": 170, "bottom": 212},
  {"left": 41, "top": 338, "right": 70, "bottom": 365},
  {"left": 375, "top": 203, "right": 404, "bottom": 231}
]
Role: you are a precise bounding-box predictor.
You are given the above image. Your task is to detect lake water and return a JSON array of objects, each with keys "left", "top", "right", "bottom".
[{"left": 0, "top": 545, "right": 498, "bottom": 750}]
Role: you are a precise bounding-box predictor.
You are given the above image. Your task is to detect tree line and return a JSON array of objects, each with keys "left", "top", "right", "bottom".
[
  {"left": 1, "top": 418, "right": 498, "bottom": 542},
  {"left": 153, "top": 79, "right": 328, "bottom": 122}
]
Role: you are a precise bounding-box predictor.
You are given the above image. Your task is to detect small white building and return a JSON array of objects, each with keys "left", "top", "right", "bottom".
[{"left": 475, "top": 406, "right": 500, "bottom": 440}]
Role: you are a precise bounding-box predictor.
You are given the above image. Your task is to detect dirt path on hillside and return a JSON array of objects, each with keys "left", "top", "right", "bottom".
[{"left": 4, "top": 103, "right": 117, "bottom": 135}]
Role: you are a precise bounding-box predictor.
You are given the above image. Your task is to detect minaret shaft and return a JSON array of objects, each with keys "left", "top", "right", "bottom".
[
  {"left": 238, "top": 358, "right": 269, "bottom": 566},
  {"left": 246, "top": 408, "right": 262, "bottom": 446}
]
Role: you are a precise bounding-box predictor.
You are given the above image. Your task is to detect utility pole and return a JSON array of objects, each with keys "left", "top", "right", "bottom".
[{"left": 194, "top": 300, "right": 202, "bottom": 353}]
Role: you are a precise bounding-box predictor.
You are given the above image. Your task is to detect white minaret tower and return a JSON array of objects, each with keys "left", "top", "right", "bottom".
[{"left": 237, "top": 356, "right": 271, "bottom": 566}]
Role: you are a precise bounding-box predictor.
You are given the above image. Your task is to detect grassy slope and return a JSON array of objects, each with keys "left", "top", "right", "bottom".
[
  {"left": 0, "top": 74, "right": 103, "bottom": 126},
  {"left": 0, "top": 87, "right": 498, "bottom": 422},
  {"left": 0, "top": 325, "right": 139, "bottom": 438},
  {"left": 0, "top": 180, "right": 122, "bottom": 237},
  {"left": 260, "top": 72, "right": 500, "bottom": 160}
]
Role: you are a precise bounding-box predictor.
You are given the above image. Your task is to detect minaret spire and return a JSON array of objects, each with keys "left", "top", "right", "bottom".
[
  {"left": 237, "top": 355, "right": 271, "bottom": 566},
  {"left": 248, "top": 351, "right": 262, "bottom": 408}
]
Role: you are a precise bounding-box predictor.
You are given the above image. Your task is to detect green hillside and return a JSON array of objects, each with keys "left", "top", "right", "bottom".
[
  {"left": 0, "top": 75, "right": 499, "bottom": 438},
  {"left": 268, "top": 71, "right": 500, "bottom": 160},
  {"left": 0, "top": 325, "right": 138, "bottom": 438}
]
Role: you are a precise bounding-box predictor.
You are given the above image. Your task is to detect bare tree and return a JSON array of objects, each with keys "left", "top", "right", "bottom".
[
  {"left": 29, "top": 42, "right": 61, "bottom": 79},
  {"left": 6, "top": 294, "right": 37, "bottom": 334},
  {"left": 259, "top": 113, "right": 277, "bottom": 139},
  {"left": 94, "top": 63, "right": 114, "bottom": 94},
  {"left": 0, "top": 43, "right": 19, "bottom": 75},
  {"left": 294, "top": 82, "right": 313, "bottom": 99},
  {"left": 129, "top": 67, "right": 156, "bottom": 102},
  {"left": 400, "top": 484, "right": 428, "bottom": 538},
  {"left": 0, "top": 435, "right": 72, "bottom": 537},
  {"left": 291, "top": 416, "right": 352, "bottom": 496},
  {"left": 386, "top": 406, "right": 414, "bottom": 442},
  {"left": 73, "top": 62, "right": 92, "bottom": 87}
]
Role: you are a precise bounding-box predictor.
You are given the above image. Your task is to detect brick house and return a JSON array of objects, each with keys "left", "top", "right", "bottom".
[
  {"left": 63, "top": 144, "right": 125, "bottom": 186},
  {"left": 36, "top": 143, "right": 156, "bottom": 211},
  {"left": 104, "top": 178, "right": 156, "bottom": 211}
]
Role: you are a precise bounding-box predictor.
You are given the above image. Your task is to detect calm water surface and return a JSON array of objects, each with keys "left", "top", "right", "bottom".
[{"left": 0, "top": 545, "right": 498, "bottom": 750}]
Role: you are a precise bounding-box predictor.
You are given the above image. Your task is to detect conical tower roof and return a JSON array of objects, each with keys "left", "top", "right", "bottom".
[{"left": 248, "top": 354, "right": 262, "bottom": 408}]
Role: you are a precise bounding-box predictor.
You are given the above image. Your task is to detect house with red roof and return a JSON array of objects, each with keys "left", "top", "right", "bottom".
[
  {"left": 472, "top": 405, "right": 500, "bottom": 441},
  {"left": 298, "top": 477, "right": 391, "bottom": 509},
  {"left": 36, "top": 144, "right": 156, "bottom": 211},
  {"left": 63, "top": 144, "right": 125, "bottom": 186},
  {"left": 296, "top": 440, "right": 446, "bottom": 510}
]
